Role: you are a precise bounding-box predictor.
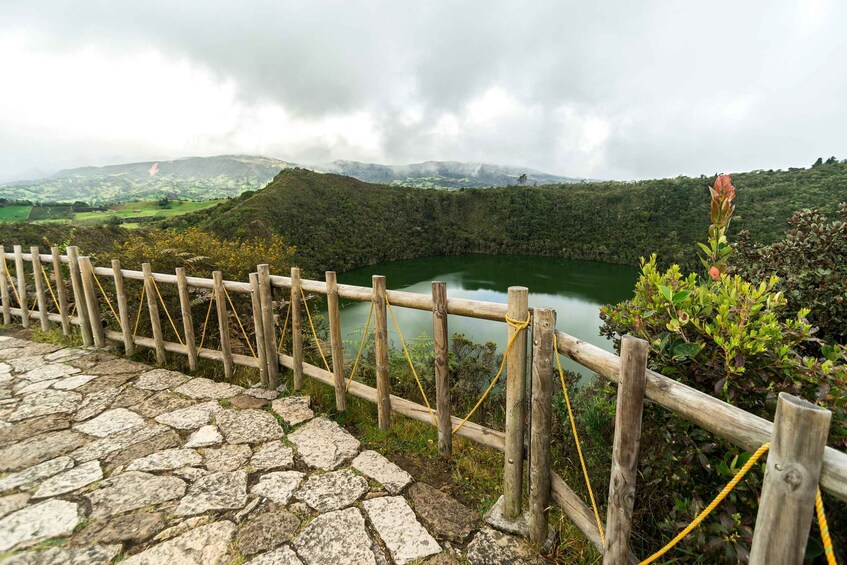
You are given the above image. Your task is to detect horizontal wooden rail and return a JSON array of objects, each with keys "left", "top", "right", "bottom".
[
  {"left": 92, "top": 266, "right": 251, "bottom": 293},
  {"left": 103, "top": 329, "right": 261, "bottom": 368},
  {"left": 2, "top": 252, "right": 69, "bottom": 264},
  {"left": 10, "top": 307, "right": 81, "bottom": 325},
  {"left": 555, "top": 330, "right": 847, "bottom": 503}
]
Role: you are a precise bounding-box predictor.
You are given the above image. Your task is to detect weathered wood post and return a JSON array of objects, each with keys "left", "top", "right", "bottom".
[
  {"left": 0, "top": 245, "right": 11, "bottom": 325},
  {"left": 142, "top": 262, "right": 166, "bottom": 363},
  {"left": 213, "top": 270, "right": 233, "bottom": 379},
  {"left": 432, "top": 281, "right": 451, "bottom": 457},
  {"left": 373, "top": 275, "right": 391, "bottom": 429},
  {"left": 51, "top": 247, "right": 71, "bottom": 335},
  {"left": 250, "top": 273, "right": 269, "bottom": 386},
  {"left": 290, "top": 267, "right": 304, "bottom": 390},
  {"left": 112, "top": 260, "right": 134, "bottom": 356},
  {"left": 603, "top": 335, "right": 649, "bottom": 564},
  {"left": 79, "top": 257, "right": 105, "bottom": 348},
  {"left": 326, "top": 271, "right": 347, "bottom": 412},
  {"left": 749, "top": 393, "right": 831, "bottom": 565},
  {"left": 175, "top": 267, "right": 197, "bottom": 370},
  {"left": 528, "top": 307, "right": 556, "bottom": 544},
  {"left": 504, "top": 286, "right": 529, "bottom": 518},
  {"left": 258, "top": 264, "right": 279, "bottom": 389},
  {"left": 30, "top": 247, "right": 49, "bottom": 332},
  {"left": 67, "top": 246, "right": 93, "bottom": 346},
  {"left": 13, "top": 245, "right": 28, "bottom": 328}
]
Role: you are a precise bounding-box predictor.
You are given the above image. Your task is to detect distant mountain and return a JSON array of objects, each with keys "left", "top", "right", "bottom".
[
  {"left": 0, "top": 155, "right": 296, "bottom": 204},
  {"left": 313, "top": 160, "right": 583, "bottom": 189},
  {"left": 0, "top": 155, "right": 584, "bottom": 204}
]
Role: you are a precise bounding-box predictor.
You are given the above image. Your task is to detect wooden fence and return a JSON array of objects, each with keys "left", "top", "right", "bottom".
[{"left": 1, "top": 243, "right": 845, "bottom": 565}]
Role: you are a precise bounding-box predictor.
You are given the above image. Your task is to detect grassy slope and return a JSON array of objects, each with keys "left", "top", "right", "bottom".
[
  {"left": 194, "top": 164, "right": 847, "bottom": 274},
  {"left": 0, "top": 206, "right": 33, "bottom": 221},
  {"left": 74, "top": 200, "right": 225, "bottom": 223}
]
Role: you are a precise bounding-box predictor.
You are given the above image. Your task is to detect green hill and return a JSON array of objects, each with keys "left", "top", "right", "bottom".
[
  {"left": 0, "top": 155, "right": 296, "bottom": 204},
  {"left": 174, "top": 163, "right": 846, "bottom": 274}
]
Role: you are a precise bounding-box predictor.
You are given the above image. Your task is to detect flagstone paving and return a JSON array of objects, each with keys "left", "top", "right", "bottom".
[{"left": 0, "top": 336, "right": 549, "bottom": 563}]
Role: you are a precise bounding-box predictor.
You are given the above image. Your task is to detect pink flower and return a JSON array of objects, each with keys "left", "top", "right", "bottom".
[{"left": 709, "top": 266, "right": 721, "bottom": 280}]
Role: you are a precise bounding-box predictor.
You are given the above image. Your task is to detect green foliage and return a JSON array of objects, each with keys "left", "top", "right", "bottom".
[
  {"left": 177, "top": 165, "right": 847, "bottom": 275},
  {"left": 734, "top": 203, "right": 847, "bottom": 346}
]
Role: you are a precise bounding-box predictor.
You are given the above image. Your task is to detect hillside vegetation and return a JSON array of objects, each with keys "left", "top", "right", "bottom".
[{"left": 168, "top": 162, "right": 847, "bottom": 274}]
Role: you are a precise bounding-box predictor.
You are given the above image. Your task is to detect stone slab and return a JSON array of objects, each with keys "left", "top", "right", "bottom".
[
  {"left": 155, "top": 400, "right": 222, "bottom": 430},
  {"left": 246, "top": 546, "right": 303, "bottom": 565},
  {"left": 175, "top": 377, "right": 243, "bottom": 399},
  {"left": 363, "top": 496, "right": 441, "bottom": 564},
  {"left": 216, "top": 408, "right": 284, "bottom": 444},
  {"left": 0, "top": 456, "right": 74, "bottom": 492},
  {"left": 294, "top": 507, "right": 376, "bottom": 565},
  {"left": 466, "top": 527, "right": 547, "bottom": 565},
  {"left": 352, "top": 450, "right": 413, "bottom": 495},
  {"left": 294, "top": 469, "right": 368, "bottom": 512},
  {"left": 2, "top": 544, "right": 120, "bottom": 564},
  {"left": 33, "top": 460, "right": 103, "bottom": 498},
  {"left": 8, "top": 389, "right": 82, "bottom": 422},
  {"left": 0, "top": 414, "right": 70, "bottom": 447},
  {"left": 250, "top": 440, "right": 294, "bottom": 471},
  {"left": 135, "top": 369, "right": 190, "bottom": 391},
  {"left": 0, "top": 431, "right": 88, "bottom": 472},
  {"left": 175, "top": 470, "right": 248, "bottom": 516},
  {"left": 408, "top": 482, "right": 479, "bottom": 544},
  {"left": 86, "top": 471, "right": 186, "bottom": 519},
  {"left": 205, "top": 443, "right": 252, "bottom": 473},
  {"left": 250, "top": 471, "right": 306, "bottom": 504},
  {"left": 127, "top": 448, "right": 202, "bottom": 472},
  {"left": 184, "top": 425, "right": 223, "bottom": 448},
  {"left": 72, "top": 511, "right": 165, "bottom": 546},
  {"left": 73, "top": 408, "right": 145, "bottom": 437},
  {"left": 271, "top": 396, "right": 314, "bottom": 426},
  {"left": 288, "top": 417, "right": 360, "bottom": 470},
  {"left": 236, "top": 507, "right": 300, "bottom": 555},
  {"left": 0, "top": 499, "right": 80, "bottom": 551},
  {"left": 121, "top": 520, "right": 236, "bottom": 565}
]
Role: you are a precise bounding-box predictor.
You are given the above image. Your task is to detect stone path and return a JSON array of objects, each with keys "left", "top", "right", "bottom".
[{"left": 0, "top": 336, "right": 549, "bottom": 564}]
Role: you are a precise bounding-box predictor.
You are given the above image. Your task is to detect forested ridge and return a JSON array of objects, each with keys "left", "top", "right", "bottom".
[{"left": 168, "top": 162, "right": 847, "bottom": 274}]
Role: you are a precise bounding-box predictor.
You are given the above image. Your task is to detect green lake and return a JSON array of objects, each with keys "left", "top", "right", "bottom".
[{"left": 332, "top": 255, "right": 639, "bottom": 378}]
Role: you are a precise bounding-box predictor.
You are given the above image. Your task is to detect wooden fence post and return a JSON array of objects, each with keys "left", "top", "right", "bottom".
[
  {"left": 142, "top": 262, "right": 166, "bottom": 364},
  {"left": 175, "top": 267, "right": 197, "bottom": 371},
  {"left": 0, "top": 245, "right": 11, "bottom": 325},
  {"left": 326, "top": 271, "right": 347, "bottom": 412},
  {"left": 504, "top": 286, "right": 529, "bottom": 518},
  {"left": 30, "top": 247, "right": 49, "bottom": 332},
  {"left": 13, "top": 245, "right": 28, "bottom": 328},
  {"left": 749, "top": 393, "right": 831, "bottom": 565},
  {"left": 258, "top": 264, "right": 279, "bottom": 389},
  {"left": 51, "top": 247, "right": 71, "bottom": 336},
  {"left": 432, "top": 281, "right": 451, "bottom": 457},
  {"left": 250, "top": 273, "right": 269, "bottom": 387},
  {"left": 290, "top": 267, "right": 304, "bottom": 391},
  {"left": 79, "top": 257, "right": 105, "bottom": 348},
  {"left": 603, "top": 335, "right": 649, "bottom": 564},
  {"left": 67, "top": 246, "right": 93, "bottom": 346},
  {"left": 374, "top": 275, "right": 391, "bottom": 429},
  {"left": 213, "top": 271, "right": 233, "bottom": 379},
  {"left": 112, "top": 260, "right": 134, "bottom": 356},
  {"left": 529, "top": 307, "right": 555, "bottom": 544}
]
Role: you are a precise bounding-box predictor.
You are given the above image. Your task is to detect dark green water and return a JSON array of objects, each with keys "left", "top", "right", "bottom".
[{"left": 332, "top": 255, "right": 639, "bottom": 377}]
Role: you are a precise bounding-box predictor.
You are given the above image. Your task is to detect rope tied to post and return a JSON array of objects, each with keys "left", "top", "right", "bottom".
[
  {"left": 150, "top": 278, "right": 184, "bottom": 346},
  {"left": 222, "top": 284, "right": 257, "bottom": 359},
  {"left": 386, "top": 294, "right": 437, "bottom": 425},
  {"left": 553, "top": 333, "right": 606, "bottom": 546},
  {"left": 277, "top": 300, "right": 292, "bottom": 353},
  {"left": 197, "top": 287, "right": 216, "bottom": 350},
  {"left": 452, "top": 312, "right": 530, "bottom": 434},
  {"left": 298, "top": 284, "right": 333, "bottom": 374},
  {"left": 91, "top": 270, "right": 123, "bottom": 330},
  {"left": 346, "top": 300, "right": 374, "bottom": 392},
  {"left": 3, "top": 258, "right": 25, "bottom": 309},
  {"left": 39, "top": 263, "right": 61, "bottom": 313}
]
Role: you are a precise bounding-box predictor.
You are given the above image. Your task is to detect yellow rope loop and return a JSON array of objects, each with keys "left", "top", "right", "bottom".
[
  {"left": 223, "top": 285, "right": 256, "bottom": 359},
  {"left": 277, "top": 301, "right": 292, "bottom": 353},
  {"left": 2, "top": 259, "right": 24, "bottom": 309},
  {"left": 451, "top": 313, "right": 530, "bottom": 434},
  {"left": 385, "top": 295, "right": 437, "bottom": 425},
  {"left": 133, "top": 286, "right": 146, "bottom": 337},
  {"left": 69, "top": 302, "right": 77, "bottom": 319},
  {"left": 92, "top": 270, "right": 122, "bottom": 330},
  {"left": 150, "top": 278, "right": 184, "bottom": 346},
  {"left": 198, "top": 288, "right": 216, "bottom": 350},
  {"left": 554, "top": 333, "right": 606, "bottom": 546},
  {"left": 298, "top": 284, "right": 333, "bottom": 374},
  {"left": 40, "top": 264, "right": 61, "bottom": 312},
  {"left": 345, "top": 300, "right": 374, "bottom": 392},
  {"left": 817, "top": 488, "right": 837, "bottom": 565},
  {"left": 640, "top": 443, "right": 771, "bottom": 564}
]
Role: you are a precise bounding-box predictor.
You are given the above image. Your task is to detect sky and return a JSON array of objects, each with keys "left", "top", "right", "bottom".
[{"left": 0, "top": 0, "right": 845, "bottom": 182}]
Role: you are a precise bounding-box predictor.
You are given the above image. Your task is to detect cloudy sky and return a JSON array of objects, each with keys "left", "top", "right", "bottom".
[{"left": 1, "top": 0, "right": 845, "bottom": 181}]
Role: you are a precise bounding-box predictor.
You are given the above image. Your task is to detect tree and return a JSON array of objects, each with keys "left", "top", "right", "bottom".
[
  {"left": 517, "top": 174, "right": 528, "bottom": 185},
  {"left": 813, "top": 157, "right": 824, "bottom": 167}
]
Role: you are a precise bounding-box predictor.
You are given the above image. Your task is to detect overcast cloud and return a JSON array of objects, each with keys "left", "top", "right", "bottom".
[{"left": 0, "top": 0, "right": 845, "bottom": 181}]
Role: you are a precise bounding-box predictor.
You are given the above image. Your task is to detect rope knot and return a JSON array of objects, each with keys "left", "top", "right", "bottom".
[{"left": 505, "top": 313, "right": 530, "bottom": 331}]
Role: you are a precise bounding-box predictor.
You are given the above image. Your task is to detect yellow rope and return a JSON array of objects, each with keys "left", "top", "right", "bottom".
[
  {"left": 70, "top": 302, "right": 77, "bottom": 319},
  {"left": 2, "top": 259, "right": 24, "bottom": 309},
  {"left": 452, "top": 313, "right": 530, "bottom": 434},
  {"left": 198, "top": 288, "right": 216, "bottom": 350},
  {"left": 346, "top": 300, "right": 374, "bottom": 392},
  {"left": 40, "top": 264, "right": 61, "bottom": 312},
  {"left": 554, "top": 333, "right": 605, "bottom": 546},
  {"left": 133, "top": 286, "right": 145, "bottom": 337},
  {"left": 386, "top": 295, "right": 437, "bottom": 425},
  {"left": 92, "top": 270, "right": 122, "bottom": 329},
  {"left": 277, "top": 301, "right": 291, "bottom": 353},
  {"left": 640, "top": 443, "right": 771, "bottom": 564},
  {"left": 817, "top": 488, "right": 837, "bottom": 565},
  {"left": 299, "top": 284, "right": 333, "bottom": 374},
  {"left": 151, "top": 278, "right": 184, "bottom": 346},
  {"left": 223, "top": 285, "right": 256, "bottom": 359}
]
